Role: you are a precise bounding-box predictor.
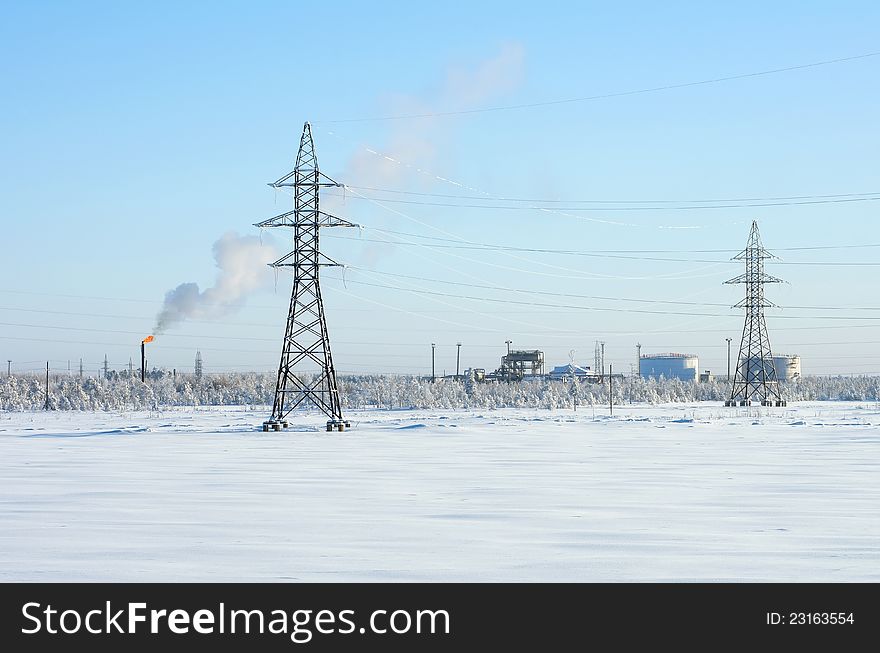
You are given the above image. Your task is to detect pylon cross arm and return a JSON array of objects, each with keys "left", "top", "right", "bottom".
[
  {"left": 270, "top": 170, "right": 342, "bottom": 188},
  {"left": 268, "top": 251, "right": 345, "bottom": 268}
]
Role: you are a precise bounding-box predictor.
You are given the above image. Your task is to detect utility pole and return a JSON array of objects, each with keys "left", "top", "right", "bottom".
[
  {"left": 6, "top": 360, "right": 10, "bottom": 377},
  {"left": 456, "top": 342, "right": 461, "bottom": 378},
  {"left": 45, "top": 362, "right": 49, "bottom": 411},
  {"left": 636, "top": 343, "right": 642, "bottom": 378},
  {"left": 195, "top": 351, "right": 203, "bottom": 380},
  {"left": 725, "top": 337, "right": 732, "bottom": 381},
  {"left": 600, "top": 341, "right": 606, "bottom": 381},
  {"left": 257, "top": 122, "right": 356, "bottom": 433},
  {"left": 609, "top": 364, "right": 613, "bottom": 416},
  {"left": 431, "top": 343, "right": 436, "bottom": 382}
]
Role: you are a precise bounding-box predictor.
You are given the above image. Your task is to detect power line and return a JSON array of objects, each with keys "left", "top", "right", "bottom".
[
  {"left": 325, "top": 275, "right": 880, "bottom": 321},
  {"left": 0, "top": 334, "right": 277, "bottom": 355},
  {"left": 8, "top": 350, "right": 880, "bottom": 368},
  {"left": 319, "top": 50, "right": 880, "bottom": 122},
  {"left": 327, "top": 232, "right": 880, "bottom": 266},
  {"left": 0, "top": 320, "right": 566, "bottom": 348},
  {"left": 647, "top": 340, "right": 880, "bottom": 349},
  {"left": 339, "top": 185, "right": 880, "bottom": 205},
  {"left": 317, "top": 126, "right": 873, "bottom": 238},
  {"left": 340, "top": 267, "right": 880, "bottom": 312},
  {"left": 311, "top": 140, "right": 719, "bottom": 230},
  {"left": 342, "top": 267, "right": 729, "bottom": 308},
  {"left": 333, "top": 187, "right": 735, "bottom": 279},
  {"left": 5, "top": 271, "right": 880, "bottom": 324},
  {"left": 326, "top": 191, "right": 880, "bottom": 212},
  {"left": 0, "top": 321, "right": 276, "bottom": 342},
  {"left": 10, "top": 343, "right": 880, "bottom": 363},
  {"left": 4, "top": 325, "right": 880, "bottom": 355},
  {"left": 347, "top": 225, "right": 880, "bottom": 254}
]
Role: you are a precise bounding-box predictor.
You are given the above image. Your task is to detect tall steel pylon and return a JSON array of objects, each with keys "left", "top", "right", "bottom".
[
  {"left": 724, "top": 220, "right": 786, "bottom": 407},
  {"left": 257, "top": 122, "right": 356, "bottom": 432}
]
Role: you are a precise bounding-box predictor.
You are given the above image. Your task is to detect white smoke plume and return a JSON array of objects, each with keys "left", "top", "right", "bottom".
[
  {"left": 331, "top": 42, "right": 525, "bottom": 194},
  {"left": 154, "top": 46, "right": 525, "bottom": 331},
  {"left": 321, "top": 43, "right": 526, "bottom": 266},
  {"left": 154, "top": 232, "right": 281, "bottom": 333},
  {"left": 442, "top": 42, "right": 525, "bottom": 108}
]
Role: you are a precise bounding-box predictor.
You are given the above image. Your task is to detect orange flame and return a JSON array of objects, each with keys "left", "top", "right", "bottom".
[{"left": 142, "top": 335, "right": 155, "bottom": 344}]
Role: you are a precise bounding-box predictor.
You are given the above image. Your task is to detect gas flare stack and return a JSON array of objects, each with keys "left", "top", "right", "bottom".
[
  {"left": 257, "top": 122, "right": 357, "bottom": 432},
  {"left": 724, "top": 220, "right": 787, "bottom": 407}
]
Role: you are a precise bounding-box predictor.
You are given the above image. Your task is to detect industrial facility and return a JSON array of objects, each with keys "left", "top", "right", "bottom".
[
  {"left": 243, "top": 129, "right": 800, "bottom": 415},
  {"left": 457, "top": 344, "right": 801, "bottom": 387},
  {"left": 736, "top": 354, "right": 801, "bottom": 386},
  {"left": 495, "top": 349, "right": 544, "bottom": 381},
  {"left": 772, "top": 355, "right": 801, "bottom": 381},
  {"left": 464, "top": 349, "right": 596, "bottom": 383},
  {"left": 639, "top": 353, "right": 699, "bottom": 382},
  {"left": 246, "top": 125, "right": 783, "bottom": 410},
  {"left": 548, "top": 363, "right": 593, "bottom": 380}
]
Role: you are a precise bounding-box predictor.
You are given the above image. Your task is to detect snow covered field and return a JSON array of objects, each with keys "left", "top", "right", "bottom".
[{"left": 1, "top": 402, "right": 878, "bottom": 582}]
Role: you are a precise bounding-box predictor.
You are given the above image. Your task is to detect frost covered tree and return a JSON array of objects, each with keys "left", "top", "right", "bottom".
[{"left": 0, "top": 372, "right": 877, "bottom": 411}]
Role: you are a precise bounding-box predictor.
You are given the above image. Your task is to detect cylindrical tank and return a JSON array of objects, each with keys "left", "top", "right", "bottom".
[
  {"left": 639, "top": 353, "right": 699, "bottom": 381},
  {"left": 772, "top": 355, "right": 801, "bottom": 381}
]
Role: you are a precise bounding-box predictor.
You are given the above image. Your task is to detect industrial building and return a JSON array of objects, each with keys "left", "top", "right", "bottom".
[
  {"left": 548, "top": 363, "right": 593, "bottom": 380},
  {"left": 496, "top": 349, "right": 544, "bottom": 381},
  {"left": 640, "top": 353, "right": 699, "bottom": 382},
  {"left": 736, "top": 354, "right": 801, "bottom": 384},
  {"left": 772, "top": 355, "right": 801, "bottom": 381}
]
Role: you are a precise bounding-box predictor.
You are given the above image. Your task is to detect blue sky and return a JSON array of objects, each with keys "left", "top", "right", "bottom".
[{"left": 1, "top": 1, "right": 878, "bottom": 376}]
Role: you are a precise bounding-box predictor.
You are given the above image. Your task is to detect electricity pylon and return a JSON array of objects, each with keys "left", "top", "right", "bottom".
[
  {"left": 257, "top": 122, "right": 356, "bottom": 432},
  {"left": 724, "top": 220, "right": 786, "bottom": 407}
]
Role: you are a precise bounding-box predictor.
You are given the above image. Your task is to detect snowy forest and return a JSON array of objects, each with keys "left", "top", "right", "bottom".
[{"left": 0, "top": 371, "right": 878, "bottom": 412}]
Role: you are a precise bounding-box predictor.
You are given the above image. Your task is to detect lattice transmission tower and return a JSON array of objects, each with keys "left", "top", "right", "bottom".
[
  {"left": 724, "top": 220, "right": 786, "bottom": 407},
  {"left": 258, "top": 122, "right": 356, "bottom": 432}
]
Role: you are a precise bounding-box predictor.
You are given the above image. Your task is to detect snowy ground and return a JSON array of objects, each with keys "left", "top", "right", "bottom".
[{"left": 0, "top": 402, "right": 878, "bottom": 582}]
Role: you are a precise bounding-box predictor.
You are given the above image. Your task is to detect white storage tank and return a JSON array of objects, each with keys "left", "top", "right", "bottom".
[
  {"left": 640, "top": 353, "right": 699, "bottom": 381},
  {"left": 772, "top": 354, "right": 801, "bottom": 381}
]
